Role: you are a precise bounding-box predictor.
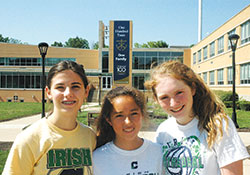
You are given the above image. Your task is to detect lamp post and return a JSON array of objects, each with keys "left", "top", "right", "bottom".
[
  {"left": 98, "top": 74, "right": 102, "bottom": 105},
  {"left": 38, "top": 42, "right": 49, "bottom": 118},
  {"left": 228, "top": 34, "right": 240, "bottom": 128}
]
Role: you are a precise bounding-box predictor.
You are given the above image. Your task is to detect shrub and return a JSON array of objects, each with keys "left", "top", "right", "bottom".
[
  {"left": 224, "top": 101, "right": 232, "bottom": 108},
  {"left": 213, "top": 90, "right": 239, "bottom": 102},
  {"left": 238, "top": 100, "right": 250, "bottom": 111}
]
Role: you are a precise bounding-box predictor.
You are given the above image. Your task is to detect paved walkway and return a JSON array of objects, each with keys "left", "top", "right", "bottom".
[{"left": 0, "top": 103, "right": 249, "bottom": 174}]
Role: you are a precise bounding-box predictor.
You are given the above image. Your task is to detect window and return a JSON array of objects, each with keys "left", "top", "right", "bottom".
[
  {"left": 13, "top": 96, "right": 18, "bottom": 102},
  {"left": 203, "top": 72, "right": 207, "bottom": 84},
  {"left": 0, "top": 57, "right": 76, "bottom": 66},
  {"left": 132, "top": 74, "right": 146, "bottom": 90},
  {"left": 209, "top": 71, "right": 215, "bottom": 85},
  {"left": 198, "top": 50, "right": 201, "bottom": 62},
  {"left": 0, "top": 72, "right": 46, "bottom": 89},
  {"left": 131, "top": 51, "right": 184, "bottom": 70},
  {"left": 241, "top": 20, "right": 250, "bottom": 44},
  {"left": 228, "top": 67, "right": 233, "bottom": 84},
  {"left": 210, "top": 41, "right": 215, "bottom": 57},
  {"left": 145, "top": 56, "right": 152, "bottom": 69},
  {"left": 228, "top": 29, "right": 236, "bottom": 50},
  {"left": 203, "top": 46, "right": 208, "bottom": 60},
  {"left": 193, "top": 53, "right": 196, "bottom": 64},
  {"left": 217, "top": 36, "right": 224, "bottom": 54},
  {"left": 240, "top": 62, "right": 250, "bottom": 84},
  {"left": 0, "top": 58, "right": 5, "bottom": 65},
  {"left": 102, "top": 52, "right": 109, "bottom": 72},
  {"left": 102, "top": 76, "right": 112, "bottom": 89},
  {"left": 217, "top": 69, "right": 224, "bottom": 85}
]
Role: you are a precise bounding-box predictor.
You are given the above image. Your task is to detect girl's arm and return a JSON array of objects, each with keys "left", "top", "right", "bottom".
[{"left": 220, "top": 160, "right": 243, "bottom": 175}]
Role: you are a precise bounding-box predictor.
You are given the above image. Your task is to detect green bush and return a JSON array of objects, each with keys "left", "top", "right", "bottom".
[
  {"left": 213, "top": 90, "right": 239, "bottom": 102},
  {"left": 224, "top": 101, "right": 233, "bottom": 108},
  {"left": 238, "top": 100, "right": 250, "bottom": 111}
]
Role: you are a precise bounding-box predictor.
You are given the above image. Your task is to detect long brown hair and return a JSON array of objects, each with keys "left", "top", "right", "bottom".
[
  {"left": 144, "top": 60, "right": 228, "bottom": 148},
  {"left": 95, "top": 86, "right": 147, "bottom": 149},
  {"left": 46, "top": 60, "right": 89, "bottom": 116}
]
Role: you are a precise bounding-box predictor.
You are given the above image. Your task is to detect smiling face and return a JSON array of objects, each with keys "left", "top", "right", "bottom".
[
  {"left": 108, "top": 95, "right": 143, "bottom": 149},
  {"left": 155, "top": 76, "right": 196, "bottom": 125},
  {"left": 46, "top": 70, "right": 88, "bottom": 117}
]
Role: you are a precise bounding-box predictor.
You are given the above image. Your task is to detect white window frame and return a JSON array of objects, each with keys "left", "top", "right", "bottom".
[
  {"left": 203, "top": 72, "right": 207, "bottom": 84},
  {"left": 217, "top": 36, "right": 224, "bottom": 54},
  {"left": 203, "top": 46, "right": 208, "bottom": 60},
  {"left": 217, "top": 69, "right": 224, "bottom": 85},
  {"left": 210, "top": 41, "right": 215, "bottom": 57},
  {"left": 228, "top": 67, "right": 233, "bottom": 84},
  {"left": 241, "top": 20, "right": 250, "bottom": 45},
  {"left": 193, "top": 53, "right": 196, "bottom": 64},
  {"left": 240, "top": 63, "right": 250, "bottom": 84},
  {"left": 102, "top": 76, "right": 112, "bottom": 89},
  {"left": 198, "top": 50, "right": 201, "bottom": 62},
  {"left": 209, "top": 71, "right": 215, "bottom": 85}
]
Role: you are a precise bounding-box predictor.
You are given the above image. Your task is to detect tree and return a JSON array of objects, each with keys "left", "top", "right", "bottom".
[
  {"left": 51, "top": 41, "right": 64, "bottom": 47},
  {"left": 134, "top": 42, "right": 141, "bottom": 48},
  {"left": 134, "top": 40, "right": 168, "bottom": 48},
  {"left": 0, "top": 34, "right": 9, "bottom": 42},
  {"left": 65, "top": 36, "right": 90, "bottom": 49},
  {"left": 154, "top": 40, "right": 168, "bottom": 48},
  {"left": 0, "top": 34, "right": 21, "bottom": 44},
  {"left": 92, "top": 41, "right": 99, "bottom": 49}
]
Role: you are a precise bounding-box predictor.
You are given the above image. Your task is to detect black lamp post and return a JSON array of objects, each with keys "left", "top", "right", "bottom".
[
  {"left": 38, "top": 42, "right": 49, "bottom": 118},
  {"left": 98, "top": 74, "right": 102, "bottom": 105},
  {"left": 228, "top": 34, "right": 240, "bottom": 128}
]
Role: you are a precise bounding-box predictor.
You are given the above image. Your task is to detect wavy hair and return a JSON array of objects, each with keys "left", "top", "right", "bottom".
[
  {"left": 144, "top": 61, "right": 228, "bottom": 148},
  {"left": 95, "top": 86, "right": 147, "bottom": 149}
]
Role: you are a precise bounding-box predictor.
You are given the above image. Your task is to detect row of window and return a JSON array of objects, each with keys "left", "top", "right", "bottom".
[
  {"left": 0, "top": 72, "right": 47, "bottom": 89},
  {"left": 0, "top": 57, "right": 76, "bottom": 66},
  {"left": 201, "top": 62, "right": 250, "bottom": 85},
  {"left": 102, "top": 51, "right": 183, "bottom": 71},
  {"left": 0, "top": 71, "right": 148, "bottom": 91},
  {"left": 102, "top": 51, "right": 184, "bottom": 72},
  {"left": 193, "top": 19, "right": 250, "bottom": 64},
  {"left": 132, "top": 73, "right": 149, "bottom": 90},
  {"left": 132, "top": 51, "right": 183, "bottom": 70},
  {"left": 1, "top": 61, "right": 249, "bottom": 90}
]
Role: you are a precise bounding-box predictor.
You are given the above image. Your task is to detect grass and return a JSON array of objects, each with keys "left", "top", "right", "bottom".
[
  {"left": 77, "top": 110, "right": 88, "bottom": 125},
  {"left": 0, "top": 102, "right": 51, "bottom": 121},
  {"left": 0, "top": 150, "right": 9, "bottom": 173},
  {"left": 225, "top": 108, "right": 250, "bottom": 128}
]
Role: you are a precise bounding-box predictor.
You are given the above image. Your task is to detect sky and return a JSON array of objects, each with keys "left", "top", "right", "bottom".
[{"left": 1, "top": 0, "right": 249, "bottom": 48}]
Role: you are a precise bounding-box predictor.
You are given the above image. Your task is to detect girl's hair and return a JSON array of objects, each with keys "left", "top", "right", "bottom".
[
  {"left": 47, "top": 60, "right": 88, "bottom": 89},
  {"left": 96, "top": 86, "right": 147, "bottom": 148},
  {"left": 144, "top": 60, "right": 228, "bottom": 148},
  {"left": 46, "top": 61, "right": 88, "bottom": 116}
]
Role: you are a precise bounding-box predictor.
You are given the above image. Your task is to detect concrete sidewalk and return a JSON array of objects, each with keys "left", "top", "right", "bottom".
[{"left": 0, "top": 109, "right": 249, "bottom": 174}]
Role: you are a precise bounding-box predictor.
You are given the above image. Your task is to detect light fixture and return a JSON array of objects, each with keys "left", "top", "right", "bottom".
[
  {"left": 38, "top": 42, "right": 49, "bottom": 118},
  {"left": 228, "top": 34, "right": 240, "bottom": 128}
]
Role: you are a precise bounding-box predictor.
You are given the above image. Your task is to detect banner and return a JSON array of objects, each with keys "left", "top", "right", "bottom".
[{"left": 113, "top": 21, "right": 130, "bottom": 83}]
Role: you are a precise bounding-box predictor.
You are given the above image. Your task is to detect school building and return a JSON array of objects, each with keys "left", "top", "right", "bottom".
[
  {"left": 191, "top": 4, "right": 250, "bottom": 100},
  {"left": 0, "top": 20, "right": 190, "bottom": 103},
  {"left": 0, "top": 4, "right": 249, "bottom": 103}
]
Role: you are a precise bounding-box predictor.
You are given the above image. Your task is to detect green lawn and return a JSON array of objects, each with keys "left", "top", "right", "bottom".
[
  {"left": 0, "top": 102, "right": 51, "bottom": 121},
  {"left": 225, "top": 108, "right": 250, "bottom": 128},
  {"left": 0, "top": 150, "right": 9, "bottom": 173}
]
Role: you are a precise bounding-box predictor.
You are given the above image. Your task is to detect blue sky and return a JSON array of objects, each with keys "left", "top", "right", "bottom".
[{"left": 1, "top": 0, "right": 249, "bottom": 48}]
